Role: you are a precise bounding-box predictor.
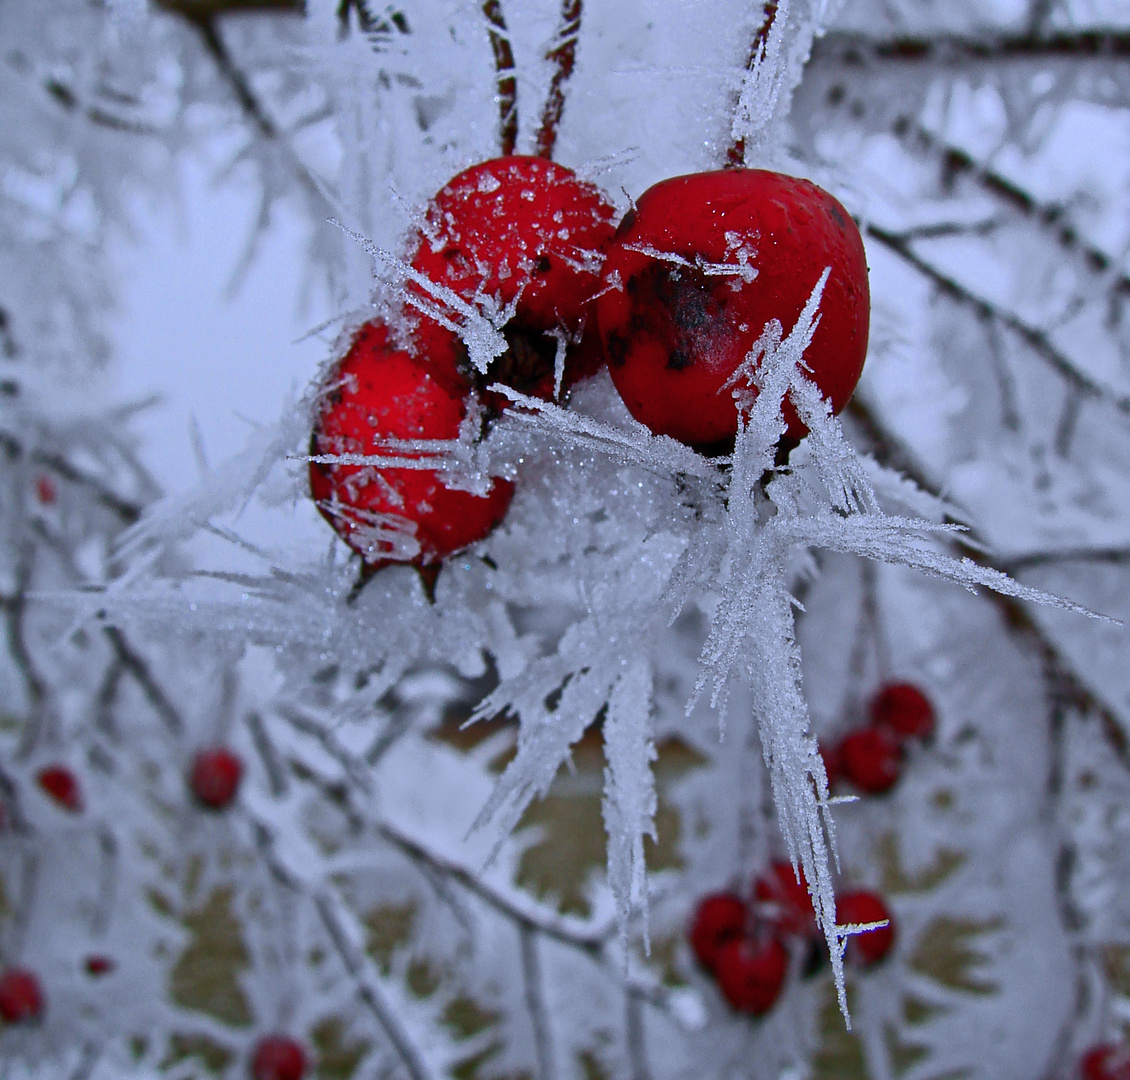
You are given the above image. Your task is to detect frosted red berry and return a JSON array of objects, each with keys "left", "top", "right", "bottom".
[
  {"left": 838, "top": 726, "right": 902, "bottom": 794},
  {"left": 837, "top": 890, "right": 895, "bottom": 966},
  {"left": 309, "top": 321, "right": 513, "bottom": 570},
  {"left": 84, "top": 955, "right": 115, "bottom": 977},
  {"left": 411, "top": 156, "right": 617, "bottom": 404},
  {"left": 714, "top": 934, "right": 789, "bottom": 1015},
  {"left": 689, "top": 893, "right": 747, "bottom": 970},
  {"left": 1083, "top": 1044, "right": 1130, "bottom": 1080},
  {"left": 251, "top": 1034, "right": 307, "bottom": 1080},
  {"left": 753, "top": 861, "right": 816, "bottom": 939},
  {"left": 190, "top": 747, "right": 243, "bottom": 811},
  {"left": 869, "top": 682, "right": 935, "bottom": 743},
  {"left": 0, "top": 968, "right": 43, "bottom": 1024},
  {"left": 597, "top": 169, "right": 869, "bottom": 447},
  {"left": 36, "top": 764, "right": 82, "bottom": 813}
]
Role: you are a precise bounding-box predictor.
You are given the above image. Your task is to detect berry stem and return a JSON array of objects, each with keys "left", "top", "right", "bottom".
[
  {"left": 725, "top": 1, "right": 778, "bottom": 168},
  {"left": 481, "top": 0, "right": 519, "bottom": 156},
  {"left": 535, "top": 0, "right": 582, "bottom": 159}
]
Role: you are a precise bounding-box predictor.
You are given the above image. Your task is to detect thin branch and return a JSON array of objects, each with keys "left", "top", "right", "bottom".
[
  {"left": 102, "top": 626, "right": 184, "bottom": 735},
  {"left": 998, "top": 546, "right": 1130, "bottom": 573},
  {"left": 535, "top": 0, "right": 581, "bottom": 160},
  {"left": 865, "top": 222, "right": 1130, "bottom": 417},
  {"left": 481, "top": 0, "right": 518, "bottom": 156},
  {"left": 624, "top": 988, "right": 651, "bottom": 1080},
  {"left": 520, "top": 924, "right": 556, "bottom": 1080},
  {"left": 42, "top": 77, "right": 159, "bottom": 136},
  {"left": 1, "top": 546, "right": 48, "bottom": 719},
  {"left": 726, "top": 1, "right": 778, "bottom": 167},
  {"left": 815, "top": 28, "right": 1130, "bottom": 64}
]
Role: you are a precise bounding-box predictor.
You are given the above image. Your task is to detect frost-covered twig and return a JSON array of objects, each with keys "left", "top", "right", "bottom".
[
  {"left": 481, "top": 0, "right": 518, "bottom": 156},
  {"left": 103, "top": 625, "right": 184, "bottom": 735},
  {"left": 726, "top": 1, "right": 778, "bottom": 167},
  {"left": 536, "top": 0, "right": 582, "bottom": 159},
  {"left": 1, "top": 545, "right": 47, "bottom": 721},
  {"left": 519, "top": 924, "right": 556, "bottom": 1080}
]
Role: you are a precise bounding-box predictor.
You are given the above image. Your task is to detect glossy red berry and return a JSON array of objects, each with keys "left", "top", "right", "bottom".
[
  {"left": 84, "top": 955, "right": 115, "bottom": 977},
  {"left": 36, "top": 764, "right": 82, "bottom": 813},
  {"left": 753, "top": 861, "right": 816, "bottom": 939},
  {"left": 411, "top": 156, "right": 617, "bottom": 404},
  {"left": 837, "top": 890, "right": 895, "bottom": 966},
  {"left": 838, "top": 726, "right": 902, "bottom": 794},
  {"left": 869, "top": 682, "right": 935, "bottom": 743},
  {"left": 597, "top": 169, "right": 869, "bottom": 447},
  {"left": 0, "top": 968, "right": 44, "bottom": 1024},
  {"left": 309, "top": 321, "right": 513, "bottom": 570},
  {"left": 1083, "top": 1044, "right": 1130, "bottom": 1080},
  {"left": 714, "top": 935, "right": 789, "bottom": 1015},
  {"left": 689, "top": 893, "right": 747, "bottom": 970},
  {"left": 250, "top": 1034, "right": 307, "bottom": 1080},
  {"left": 190, "top": 747, "right": 243, "bottom": 811}
]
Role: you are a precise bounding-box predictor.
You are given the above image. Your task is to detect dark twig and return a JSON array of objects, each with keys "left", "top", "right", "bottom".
[
  {"left": 535, "top": 0, "right": 581, "bottom": 159},
  {"left": 102, "top": 626, "right": 184, "bottom": 735},
  {"left": 520, "top": 924, "right": 556, "bottom": 1080},
  {"left": 1, "top": 547, "right": 48, "bottom": 738},
  {"left": 726, "top": 1, "right": 778, "bottom": 167},
  {"left": 481, "top": 0, "right": 518, "bottom": 156},
  {"left": 814, "top": 29, "right": 1130, "bottom": 65},
  {"left": 999, "top": 546, "right": 1130, "bottom": 573}
]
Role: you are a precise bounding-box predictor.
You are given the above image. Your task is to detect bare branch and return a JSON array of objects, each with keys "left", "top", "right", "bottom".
[
  {"left": 815, "top": 28, "right": 1130, "bottom": 65},
  {"left": 102, "top": 625, "right": 184, "bottom": 735},
  {"left": 535, "top": 0, "right": 581, "bottom": 160},
  {"left": 481, "top": 0, "right": 518, "bottom": 156},
  {"left": 520, "top": 924, "right": 556, "bottom": 1080}
]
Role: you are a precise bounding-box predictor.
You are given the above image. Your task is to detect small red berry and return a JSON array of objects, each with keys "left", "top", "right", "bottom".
[
  {"left": 838, "top": 726, "right": 902, "bottom": 794},
  {"left": 190, "top": 747, "right": 243, "bottom": 811},
  {"left": 411, "top": 156, "right": 617, "bottom": 405},
  {"left": 689, "top": 893, "right": 747, "bottom": 970},
  {"left": 818, "top": 739, "right": 841, "bottom": 793},
  {"left": 309, "top": 320, "right": 514, "bottom": 570},
  {"left": 36, "top": 764, "right": 82, "bottom": 813},
  {"left": 0, "top": 968, "right": 44, "bottom": 1024},
  {"left": 714, "top": 935, "right": 789, "bottom": 1015},
  {"left": 597, "top": 169, "right": 869, "bottom": 448},
  {"left": 35, "top": 475, "right": 56, "bottom": 505},
  {"left": 84, "top": 956, "right": 114, "bottom": 977},
  {"left": 869, "top": 682, "right": 935, "bottom": 743},
  {"left": 251, "top": 1034, "right": 307, "bottom": 1080},
  {"left": 753, "top": 861, "right": 816, "bottom": 939},
  {"left": 1082, "top": 1044, "right": 1130, "bottom": 1080},
  {"left": 837, "top": 890, "right": 895, "bottom": 966}
]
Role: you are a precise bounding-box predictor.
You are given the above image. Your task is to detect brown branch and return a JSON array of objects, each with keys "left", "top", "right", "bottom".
[
  {"left": 535, "top": 0, "right": 581, "bottom": 160},
  {"left": 726, "top": 1, "right": 778, "bottom": 168},
  {"left": 154, "top": 0, "right": 303, "bottom": 15},
  {"left": 482, "top": 0, "right": 518, "bottom": 156}
]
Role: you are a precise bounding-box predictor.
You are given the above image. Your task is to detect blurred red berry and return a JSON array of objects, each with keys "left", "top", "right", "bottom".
[
  {"left": 837, "top": 890, "right": 895, "bottom": 966},
  {"left": 190, "top": 747, "right": 243, "bottom": 811},
  {"left": 753, "top": 861, "right": 816, "bottom": 939},
  {"left": 714, "top": 935, "right": 789, "bottom": 1015},
  {"left": 1082, "top": 1044, "right": 1130, "bottom": 1080},
  {"left": 36, "top": 764, "right": 82, "bottom": 813},
  {"left": 35, "top": 475, "right": 56, "bottom": 505},
  {"left": 251, "top": 1034, "right": 307, "bottom": 1080},
  {"left": 0, "top": 968, "right": 43, "bottom": 1024},
  {"left": 869, "top": 682, "right": 935, "bottom": 743},
  {"left": 818, "top": 739, "right": 841, "bottom": 793},
  {"left": 84, "top": 956, "right": 114, "bottom": 977},
  {"left": 838, "top": 727, "right": 902, "bottom": 794},
  {"left": 689, "top": 893, "right": 747, "bottom": 971}
]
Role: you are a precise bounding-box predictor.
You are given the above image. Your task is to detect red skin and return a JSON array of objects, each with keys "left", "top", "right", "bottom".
[
  {"left": 251, "top": 1035, "right": 307, "bottom": 1080},
  {"left": 411, "top": 156, "right": 617, "bottom": 403},
  {"left": 36, "top": 764, "right": 83, "bottom": 813},
  {"left": 190, "top": 747, "right": 244, "bottom": 811},
  {"left": 689, "top": 893, "right": 748, "bottom": 970},
  {"left": 1082, "top": 1044, "right": 1130, "bottom": 1080},
  {"left": 753, "top": 861, "right": 816, "bottom": 939},
  {"left": 0, "top": 968, "right": 44, "bottom": 1024},
  {"left": 597, "top": 169, "right": 870, "bottom": 447},
  {"left": 818, "top": 739, "right": 841, "bottom": 793},
  {"left": 837, "top": 890, "right": 895, "bottom": 966},
  {"left": 84, "top": 955, "right": 115, "bottom": 977},
  {"left": 35, "top": 475, "right": 56, "bottom": 505},
  {"left": 838, "top": 726, "right": 902, "bottom": 795},
  {"left": 714, "top": 934, "right": 789, "bottom": 1015},
  {"left": 869, "top": 682, "right": 935, "bottom": 743},
  {"left": 309, "top": 321, "right": 513, "bottom": 569}
]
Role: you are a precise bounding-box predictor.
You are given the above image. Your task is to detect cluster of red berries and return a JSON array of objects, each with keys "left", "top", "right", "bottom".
[
  {"left": 689, "top": 861, "right": 895, "bottom": 1017},
  {"left": 820, "top": 682, "right": 935, "bottom": 796},
  {"left": 310, "top": 158, "right": 869, "bottom": 581}
]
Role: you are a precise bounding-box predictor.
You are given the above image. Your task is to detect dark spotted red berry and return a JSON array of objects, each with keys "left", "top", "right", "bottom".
[
  {"left": 190, "top": 747, "right": 243, "bottom": 811},
  {"left": 411, "top": 156, "right": 616, "bottom": 405},
  {"left": 869, "top": 682, "right": 935, "bottom": 743},
  {"left": 597, "top": 169, "right": 869, "bottom": 447},
  {"left": 838, "top": 726, "right": 902, "bottom": 794},
  {"left": 309, "top": 320, "right": 514, "bottom": 569},
  {"left": 36, "top": 765, "right": 82, "bottom": 813},
  {"left": 251, "top": 1034, "right": 306, "bottom": 1080},
  {"left": 0, "top": 968, "right": 43, "bottom": 1024},
  {"left": 689, "top": 893, "right": 747, "bottom": 970},
  {"left": 753, "top": 861, "right": 816, "bottom": 939},
  {"left": 714, "top": 934, "right": 789, "bottom": 1015},
  {"left": 837, "top": 890, "right": 895, "bottom": 966}
]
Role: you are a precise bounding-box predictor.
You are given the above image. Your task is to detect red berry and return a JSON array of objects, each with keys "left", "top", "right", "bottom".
[
  {"left": 190, "top": 747, "right": 243, "bottom": 811},
  {"left": 1083, "top": 1044, "right": 1130, "bottom": 1080},
  {"left": 837, "top": 890, "right": 895, "bottom": 966},
  {"left": 689, "top": 893, "right": 747, "bottom": 970},
  {"left": 251, "top": 1034, "right": 307, "bottom": 1080},
  {"left": 838, "top": 726, "right": 902, "bottom": 794},
  {"left": 35, "top": 475, "right": 56, "bottom": 505},
  {"left": 84, "top": 955, "right": 114, "bottom": 977},
  {"left": 818, "top": 739, "right": 841, "bottom": 793},
  {"left": 753, "top": 861, "right": 816, "bottom": 939},
  {"left": 411, "top": 156, "right": 617, "bottom": 404},
  {"left": 36, "top": 764, "right": 82, "bottom": 813},
  {"left": 309, "top": 321, "right": 514, "bottom": 569},
  {"left": 0, "top": 968, "right": 44, "bottom": 1024},
  {"left": 597, "top": 169, "right": 869, "bottom": 447},
  {"left": 714, "top": 935, "right": 789, "bottom": 1015},
  {"left": 869, "top": 682, "right": 935, "bottom": 743}
]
